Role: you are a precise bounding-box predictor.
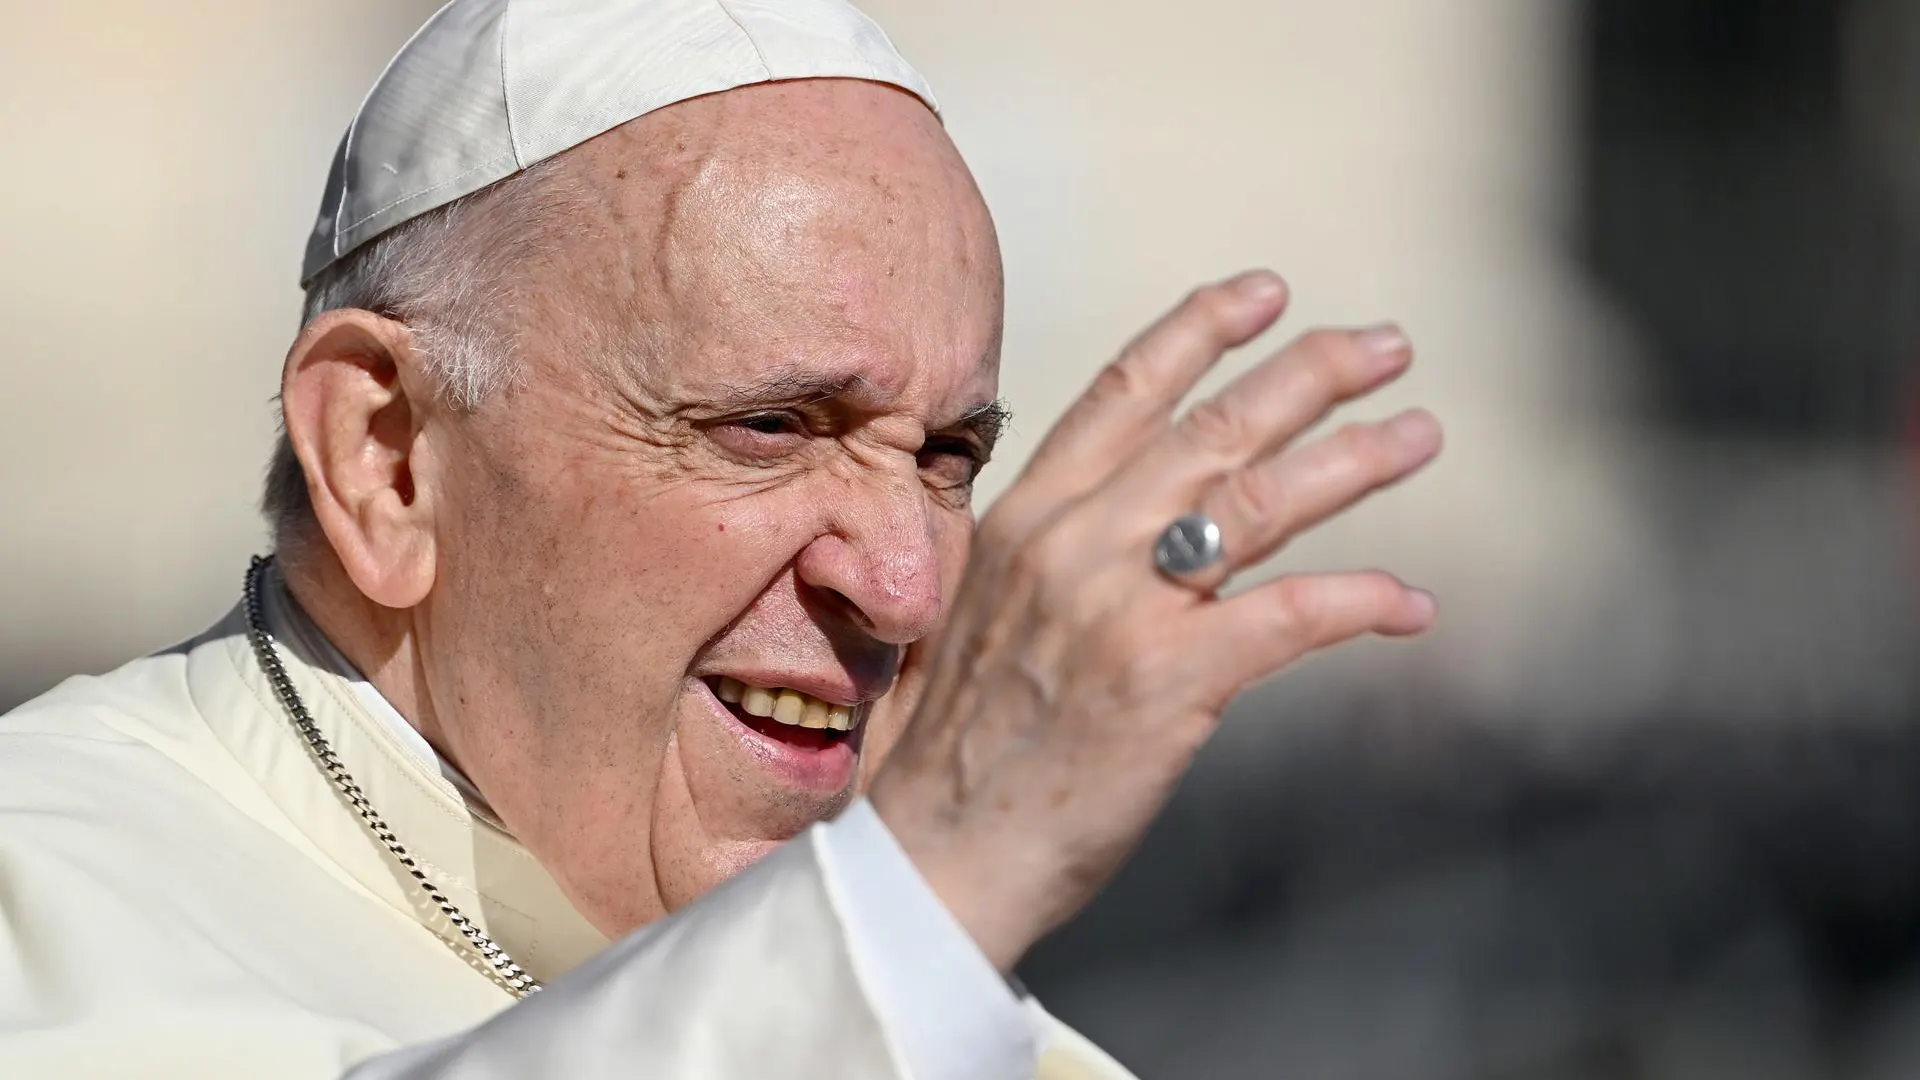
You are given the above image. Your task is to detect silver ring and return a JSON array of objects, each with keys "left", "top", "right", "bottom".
[{"left": 1153, "top": 512, "right": 1224, "bottom": 582}]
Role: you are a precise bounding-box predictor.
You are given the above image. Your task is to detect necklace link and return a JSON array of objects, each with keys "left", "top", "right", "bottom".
[{"left": 242, "top": 556, "right": 543, "bottom": 997}]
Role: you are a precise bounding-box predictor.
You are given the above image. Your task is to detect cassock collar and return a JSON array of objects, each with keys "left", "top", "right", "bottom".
[
  {"left": 204, "top": 562, "right": 610, "bottom": 987},
  {"left": 270, "top": 589, "right": 499, "bottom": 818}
]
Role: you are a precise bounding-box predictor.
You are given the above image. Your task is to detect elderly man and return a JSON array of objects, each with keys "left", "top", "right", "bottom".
[{"left": 0, "top": 1, "right": 1441, "bottom": 1077}]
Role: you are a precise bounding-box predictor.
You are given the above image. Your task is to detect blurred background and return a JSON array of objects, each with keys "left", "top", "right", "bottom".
[{"left": 3, "top": 1, "right": 1918, "bottom": 1076}]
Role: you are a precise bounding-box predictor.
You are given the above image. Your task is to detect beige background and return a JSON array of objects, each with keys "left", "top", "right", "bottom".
[{"left": 1, "top": 2, "right": 1906, "bottom": 728}]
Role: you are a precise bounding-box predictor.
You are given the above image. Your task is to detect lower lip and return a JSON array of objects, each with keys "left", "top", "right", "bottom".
[{"left": 697, "top": 680, "right": 860, "bottom": 792}]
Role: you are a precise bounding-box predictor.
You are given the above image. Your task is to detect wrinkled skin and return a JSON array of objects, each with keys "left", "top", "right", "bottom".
[
  {"left": 282, "top": 77, "right": 1442, "bottom": 963},
  {"left": 283, "top": 80, "right": 1003, "bottom": 933}
]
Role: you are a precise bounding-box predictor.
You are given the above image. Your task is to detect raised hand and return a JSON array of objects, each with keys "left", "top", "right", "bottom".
[{"left": 869, "top": 271, "right": 1442, "bottom": 971}]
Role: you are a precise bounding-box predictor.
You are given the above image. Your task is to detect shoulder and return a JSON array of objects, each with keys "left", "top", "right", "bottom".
[
  {"left": 0, "top": 612, "right": 281, "bottom": 891},
  {"left": 0, "top": 606, "right": 265, "bottom": 822},
  {"left": 0, "top": 608, "right": 324, "bottom": 973},
  {"left": 2, "top": 604, "right": 244, "bottom": 747},
  {"left": 0, "top": 613, "right": 489, "bottom": 1070},
  {"left": 0, "top": 604, "right": 340, "bottom": 900}
]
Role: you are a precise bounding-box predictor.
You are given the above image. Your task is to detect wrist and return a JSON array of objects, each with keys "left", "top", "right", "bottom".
[{"left": 867, "top": 773, "right": 1048, "bottom": 973}]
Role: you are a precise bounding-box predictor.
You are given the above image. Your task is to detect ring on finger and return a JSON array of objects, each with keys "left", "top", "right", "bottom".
[{"left": 1152, "top": 512, "right": 1225, "bottom": 588}]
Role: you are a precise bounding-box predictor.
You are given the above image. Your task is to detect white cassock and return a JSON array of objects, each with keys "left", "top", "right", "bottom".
[{"left": 0, "top": 567, "right": 1135, "bottom": 1079}]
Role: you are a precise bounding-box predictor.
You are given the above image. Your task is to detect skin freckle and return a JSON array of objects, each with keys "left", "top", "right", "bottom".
[{"left": 306, "top": 79, "right": 1003, "bottom": 936}]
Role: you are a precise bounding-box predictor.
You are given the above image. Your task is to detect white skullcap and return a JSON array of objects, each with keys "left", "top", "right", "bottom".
[{"left": 301, "top": 0, "right": 937, "bottom": 285}]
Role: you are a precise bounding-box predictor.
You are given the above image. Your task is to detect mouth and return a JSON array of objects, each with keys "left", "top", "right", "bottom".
[{"left": 699, "top": 675, "right": 864, "bottom": 764}]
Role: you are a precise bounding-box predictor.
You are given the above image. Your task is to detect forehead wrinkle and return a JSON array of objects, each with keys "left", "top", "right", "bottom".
[
  {"left": 544, "top": 81, "right": 1000, "bottom": 418},
  {"left": 666, "top": 164, "right": 890, "bottom": 324},
  {"left": 704, "top": 370, "right": 873, "bottom": 411}
]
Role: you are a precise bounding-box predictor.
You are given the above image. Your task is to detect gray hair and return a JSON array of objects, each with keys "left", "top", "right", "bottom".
[{"left": 262, "top": 158, "right": 576, "bottom": 557}]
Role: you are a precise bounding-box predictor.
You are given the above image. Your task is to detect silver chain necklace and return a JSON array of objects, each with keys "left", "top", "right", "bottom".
[{"left": 242, "top": 555, "right": 543, "bottom": 998}]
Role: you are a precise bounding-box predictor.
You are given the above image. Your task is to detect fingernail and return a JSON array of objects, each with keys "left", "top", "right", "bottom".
[
  {"left": 1236, "top": 271, "right": 1286, "bottom": 302},
  {"left": 1408, "top": 588, "right": 1437, "bottom": 620},
  {"left": 1358, "top": 322, "right": 1410, "bottom": 360},
  {"left": 1388, "top": 409, "right": 1440, "bottom": 454}
]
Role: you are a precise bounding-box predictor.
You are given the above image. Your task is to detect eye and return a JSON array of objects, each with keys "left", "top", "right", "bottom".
[
  {"left": 917, "top": 437, "right": 987, "bottom": 490},
  {"left": 737, "top": 413, "right": 802, "bottom": 436},
  {"left": 705, "top": 411, "right": 811, "bottom": 462}
]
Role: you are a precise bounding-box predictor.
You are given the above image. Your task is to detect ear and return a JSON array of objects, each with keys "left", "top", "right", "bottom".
[{"left": 280, "top": 309, "right": 439, "bottom": 609}]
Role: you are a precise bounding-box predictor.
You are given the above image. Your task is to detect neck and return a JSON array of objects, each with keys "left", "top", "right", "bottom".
[{"left": 278, "top": 545, "right": 457, "bottom": 775}]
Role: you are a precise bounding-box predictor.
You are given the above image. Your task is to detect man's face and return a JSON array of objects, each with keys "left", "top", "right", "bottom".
[{"left": 411, "top": 81, "right": 1003, "bottom": 933}]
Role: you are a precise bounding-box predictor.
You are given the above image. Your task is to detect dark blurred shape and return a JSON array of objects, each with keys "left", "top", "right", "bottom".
[
  {"left": 1022, "top": 2, "right": 1920, "bottom": 1076},
  {"left": 1024, "top": 705, "right": 1920, "bottom": 1079},
  {"left": 1580, "top": 0, "right": 1920, "bottom": 441}
]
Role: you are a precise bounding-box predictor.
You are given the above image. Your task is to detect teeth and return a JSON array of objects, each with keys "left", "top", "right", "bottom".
[
  {"left": 714, "top": 678, "right": 856, "bottom": 733},
  {"left": 773, "top": 689, "right": 805, "bottom": 725},
  {"left": 800, "top": 698, "right": 830, "bottom": 729},
  {"left": 740, "top": 685, "right": 777, "bottom": 718}
]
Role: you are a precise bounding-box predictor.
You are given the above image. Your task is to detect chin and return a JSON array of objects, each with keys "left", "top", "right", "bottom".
[
  {"left": 654, "top": 832, "right": 812, "bottom": 916},
  {"left": 640, "top": 678, "right": 871, "bottom": 915},
  {"left": 706, "top": 837, "right": 790, "bottom": 888}
]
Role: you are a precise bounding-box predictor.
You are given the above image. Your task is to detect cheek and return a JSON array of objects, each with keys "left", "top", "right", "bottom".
[
  {"left": 562, "top": 475, "right": 847, "bottom": 671},
  {"left": 440, "top": 460, "right": 822, "bottom": 700},
  {"left": 935, "top": 511, "right": 976, "bottom": 602}
]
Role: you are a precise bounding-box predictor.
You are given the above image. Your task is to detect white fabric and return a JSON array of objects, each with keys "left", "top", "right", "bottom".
[
  {"left": 822, "top": 797, "right": 1042, "bottom": 1078},
  {"left": 277, "top": 602, "right": 497, "bottom": 814},
  {"left": 0, "top": 569, "right": 1136, "bottom": 1078},
  {"left": 278, "top": 602, "right": 450, "bottom": 782},
  {"left": 303, "top": 0, "right": 937, "bottom": 283},
  {"left": 272, "top": 593, "right": 1039, "bottom": 1080}
]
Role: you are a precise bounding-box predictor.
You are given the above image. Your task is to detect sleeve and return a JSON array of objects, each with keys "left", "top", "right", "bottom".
[
  {"left": 813, "top": 798, "right": 1038, "bottom": 1080},
  {"left": 344, "top": 799, "right": 1038, "bottom": 1080}
]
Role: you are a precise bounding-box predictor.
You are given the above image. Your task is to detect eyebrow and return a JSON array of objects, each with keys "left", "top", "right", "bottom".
[
  {"left": 955, "top": 398, "right": 1013, "bottom": 451},
  {"left": 706, "top": 368, "right": 1013, "bottom": 450},
  {"left": 705, "top": 370, "right": 873, "bottom": 411}
]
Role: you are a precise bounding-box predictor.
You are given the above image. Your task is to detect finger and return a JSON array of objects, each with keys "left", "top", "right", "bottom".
[
  {"left": 1112, "top": 323, "right": 1413, "bottom": 503},
  {"left": 1201, "top": 570, "right": 1436, "bottom": 695},
  {"left": 1156, "top": 408, "right": 1442, "bottom": 594},
  {"left": 1018, "top": 271, "right": 1289, "bottom": 499}
]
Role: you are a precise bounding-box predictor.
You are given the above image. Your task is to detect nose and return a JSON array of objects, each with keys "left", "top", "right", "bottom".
[{"left": 794, "top": 470, "right": 946, "bottom": 645}]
